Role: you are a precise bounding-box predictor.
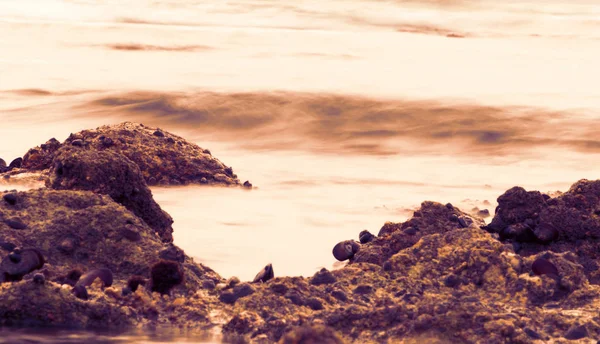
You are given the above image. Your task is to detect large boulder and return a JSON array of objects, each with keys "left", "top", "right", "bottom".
[
  {"left": 484, "top": 179, "right": 600, "bottom": 284},
  {"left": 46, "top": 146, "right": 174, "bottom": 242},
  {"left": 0, "top": 188, "right": 222, "bottom": 329},
  {"left": 20, "top": 122, "right": 240, "bottom": 186},
  {"left": 352, "top": 201, "right": 485, "bottom": 265}
]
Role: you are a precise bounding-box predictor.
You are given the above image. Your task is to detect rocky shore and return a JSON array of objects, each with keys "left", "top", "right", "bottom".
[{"left": 2, "top": 123, "right": 600, "bottom": 343}]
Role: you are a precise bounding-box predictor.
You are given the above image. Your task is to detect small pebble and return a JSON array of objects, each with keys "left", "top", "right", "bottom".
[
  {"left": 3, "top": 193, "right": 17, "bottom": 205},
  {"left": 524, "top": 328, "right": 542, "bottom": 339},
  {"left": 449, "top": 214, "right": 459, "bottom": 222},
  {"left": 8, "top": 157, "right": 22, "bottom": 170},
  {"left": 564, "top": 325, "right": 588, "bottom": 340},
  {"left": 5, "top": 219, "right": 26, "bottom": 230},
  {"left": 477, "top": 209, "right": 490, "bottom": 218},
  {"left": 202, "top": 280, "right": 216, "bottom": 290},
  {"left": 101, "top": 137, "right": 114, "bottom": 147},
  {"left": 403, "top": 227, "right": 417, "bottom": 235},
  {"left": 227, "top": 276, "right": 240, "bottom": 288},
  {"left": 153, "top": 130, "right": 164, "bottom": 137},
  {"left": 71, "top": 139, "right": 83, "bottom": 147},
  {"left": 457, "top": 217, "right": 468, "bottom": 228},
  {"left": 305, "top": 297, "right": 323, "bottom": 310},
  {"left": 353, "top": 285, "right": 373, "bottom": 294},
  {"left": 252, "top": 263, "right": 274, "bottom": 283},
  {"left": 200, "top": 177, "right": 208, "bottom": 184},
  {"left": 359, "top": 230, "right": 375, "bottom": 244},
  {"left": 310, "top": 268, "right": 336, "bottom": 285},
  {"left": 58, "top": 238, "right": 76, "bottom": 254},
  {"left": 443, "top": 274, "right": 460, "bottom": 288},
  {"left": 243, "top": 181, "right": 252, "bottom": 189},
  {"left": 331, "top": 290, "right": 347, "bottom": 302},
  {"left": 532, "top": 257, "right": 559, "bottom": 277},
  {"left": 33, "top": 273, "right": 45, "bottom": 285}
]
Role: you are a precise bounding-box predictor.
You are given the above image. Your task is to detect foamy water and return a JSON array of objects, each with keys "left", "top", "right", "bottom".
[{"left": 1, "top": 1, "right": 600, "bottom": 339}]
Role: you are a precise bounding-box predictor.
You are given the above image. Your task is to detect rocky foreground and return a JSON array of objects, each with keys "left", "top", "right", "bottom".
[{"left": 1, "top": 123, "right": 600, "bottom": 343}]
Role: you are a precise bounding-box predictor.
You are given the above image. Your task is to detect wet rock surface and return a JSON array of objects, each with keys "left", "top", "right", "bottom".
[
  {"left": 5, "top": 126, "right": 600, "bottom": 343},
  {"left": 485, "top": 179, "right": 600, "bottom": 284},
  {"left": 15, "top": 122, "right": 241, "bottom": 186},
  {"left": 47, "top": 146, "right": 174, "bottom": 242}
]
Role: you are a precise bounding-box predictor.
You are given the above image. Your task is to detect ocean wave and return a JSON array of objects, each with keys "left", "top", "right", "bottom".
[{"left": 82, "top": 91, "right": 599, "bottom": 157}]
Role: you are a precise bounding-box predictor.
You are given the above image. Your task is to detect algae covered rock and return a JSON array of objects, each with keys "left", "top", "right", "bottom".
[
  {"left": 18, "top": 122, "right": 240, "bottom": 186},
  {"left": 47, "top": 146, "right": 174, "bottom": 242}
]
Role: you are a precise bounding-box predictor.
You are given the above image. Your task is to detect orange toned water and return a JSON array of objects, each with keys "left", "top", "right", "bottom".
[{"left": 0, "top": 0, "right": 599, "bottom": 341}]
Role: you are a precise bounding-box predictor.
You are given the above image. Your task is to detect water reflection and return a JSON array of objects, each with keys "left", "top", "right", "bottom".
[{"left": 0, "top": 327, "right": 219, "bottom": 344}]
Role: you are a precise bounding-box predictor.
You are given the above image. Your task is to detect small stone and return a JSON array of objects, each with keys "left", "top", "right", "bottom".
[
  {"left": 8, "top": 157, "right": 22, "bottom": 169},
  {"left": 477, "top": 209, "right": 490, "bottom": 217},
  {"left": 224, "top": 167, "right": 233, "bottom": 176},
  {"left": 359, "top": 230, "right": 375, "bottom": 244},
  {"left": 445, "top": 203, "right": 454, "bottom": 209},
  {"left": 331, "top": 290, "right": 347, "bottom": 302},
  {"left": 285, "top": 291, "right": 305, "bottom": 306},
  {"left": 3, "top": 193, "right": 17, "bottom": 205},
  {"left": 457, "top": 217, "right": 468, "bottom": 228},
  {"left": 227, "top": 276, "right": 240, "bottom": 288},
  {"left": 202, "top": 280, "right": 216, "bottom": 290},
  {"left": 403, "top": 227, "right": 417, "bottom": 235},
  {"left": 173, "top": 297, "right": 185, "bottom": 306},
  {"left": 267, "top": 283, "right": 287, "bottom": 295},
  {"left": 353, "top": 285, "right": 373, "bottom": 294},
  {"left": 71, "top": 139, "right": 84, "bottom": 147},
  {"left": 219, "top": 283, "right": 255, "bottom": 304},
  {"left": 166, "top": 137, "right": 175, "bottom": 144},
  {"left": 252, "top": 263, "right": 274, "bottom": 283},
  {"left": 33, "top": 273, "right": 45, "bottom": 285},
  {"left": 310, "top": 268, "right": 336, "bottom": 285},
  {"left": 0, "top": 242, "right": 16, "bottom": 252},
  {"left": 443, "top": 274, "right": 460, "bottom": 288},
  {"left": 203, "top": 149, "right": 211, "bottom": 155},
  {"left": 332, "top": 240, "right": 360, "bottom": 261},
  {"left": 58, "top": 238, "right": 76, "bottom": 254},
  {"left": 153, "top": 130, "right": 164, "bottom": 137},
  {"left": 524, "top": 328, "right": 542, "bottom": 339},
  {"left": 101, "top": 137, "right": 114, "bottom": 147},
  {"left": 150, "top": 260, "right": 184, "bottom": 295},
  {"left": 127, "top": 275, "right": 146, "bottom": 292},
  {"left": 200, "top": 177, "right": 208, "bottom": 184},
  {"left": 120, "top": 227, "right": 141, "bottom": 242},
  {"left": 0, "top": 158, "right": 5, "bottom": 169},
  {"left": 305, "top": 297, "right": 323, "bottom": 310},
  {"left": 5, "top": 219, "right": 26, "bottom": 230},
  {"left": 449, "top": 214, "right": 459, "bottom": 222},
  {"left": 382, "top": 261, "right": 393, "bottom": 271},
  {"left": 564, "top": 325, "right": 588, "bottom": 340},
  {"left": 159, "top": 245, "right": 185, "bottom": 263},
  {"left": 243, "top": 181, "right": 252, "bottom": 188},
  {"left": 532, "top": 257, "right": 559, "bottom": 277}
]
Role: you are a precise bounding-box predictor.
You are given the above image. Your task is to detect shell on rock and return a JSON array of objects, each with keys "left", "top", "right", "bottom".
[
  {"left": 252, "top": 263, "right": 274, "bottom": 283},
  {"left": 332, "top": 240, "right": 360, "bottom": 262}
]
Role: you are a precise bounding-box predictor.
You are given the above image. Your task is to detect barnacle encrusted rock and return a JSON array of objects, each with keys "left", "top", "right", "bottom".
[
  {"left": 18, "top": 122, "right": 240, "bottom": 186},
  {"left": 47, "top": 146, "right": 174, "bottom": 242}
]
